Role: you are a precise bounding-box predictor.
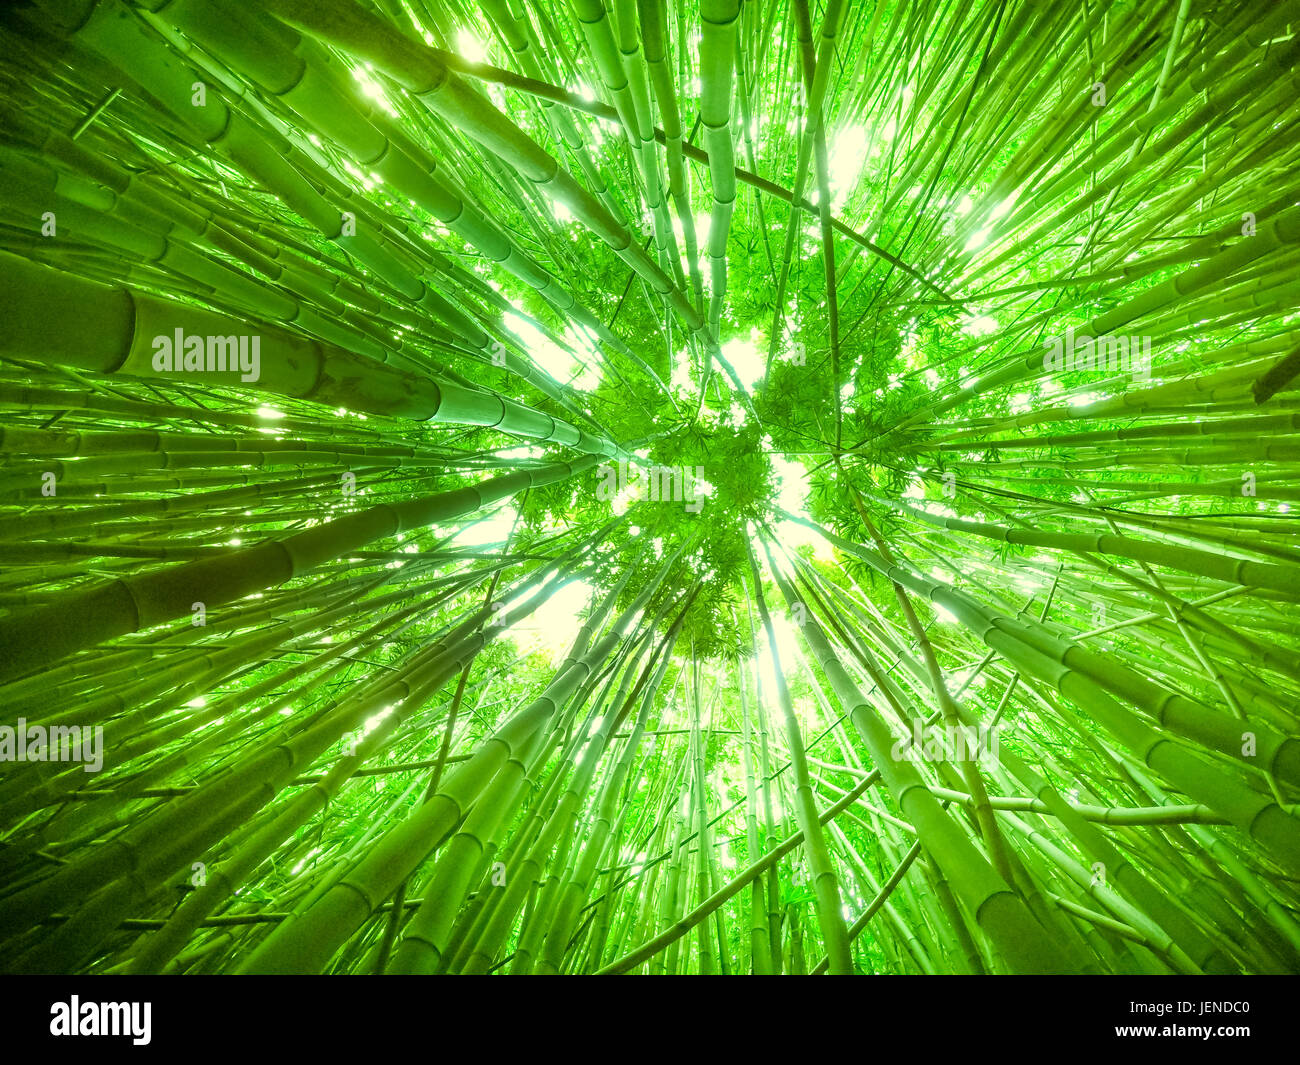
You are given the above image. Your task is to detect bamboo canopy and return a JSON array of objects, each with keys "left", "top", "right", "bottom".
[{"left": 0, "top": 0, "right": 1298, "bottom": 976}]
